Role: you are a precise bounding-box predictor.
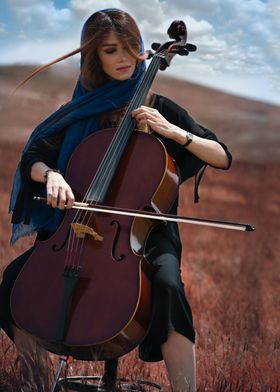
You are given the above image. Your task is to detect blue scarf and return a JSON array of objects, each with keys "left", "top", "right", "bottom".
[{"left": 9, "top": 23, "right": 146, "bottom": 244}]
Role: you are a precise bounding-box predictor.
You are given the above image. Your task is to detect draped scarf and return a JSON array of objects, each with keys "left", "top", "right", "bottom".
[{"left": 9, "top": 12, "right": 146, "bottom": 244}]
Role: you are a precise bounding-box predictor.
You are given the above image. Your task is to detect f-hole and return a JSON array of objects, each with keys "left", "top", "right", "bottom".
[{"left": 110, "top": 220, "right": 125, "bottom": 261}]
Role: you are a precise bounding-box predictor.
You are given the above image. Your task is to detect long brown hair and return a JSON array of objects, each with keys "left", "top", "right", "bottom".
[
  {"left": 15, "top": 9, "right": 144, "bottom": 91},
  {"left": 81, "top": 9, "right": 144, "bottom": 88}
]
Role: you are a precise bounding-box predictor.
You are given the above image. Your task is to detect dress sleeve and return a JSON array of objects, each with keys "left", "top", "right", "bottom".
[
  {"left": 153, "top": 94, "right": 232, "bottom": 182},
  {"left": 20, "top": 131, "right": 65, "bottom": 181},
  {"left": 11, "top": 132, "right": 65, "bottom": 224}
]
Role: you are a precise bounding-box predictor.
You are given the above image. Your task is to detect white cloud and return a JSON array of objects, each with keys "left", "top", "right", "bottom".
[
  {"left": 1, "top": 0, "right": 279, "bottom": 104},
  {"left": 184, "top": 17, "right": 214, "bottom": 39},
  {"left": 70, "top": 0, "right": 123, "bottom": 18},
  {"left": 7, "top": 0, "right": 74, "bottom": 35},
  {"left": 163, "top": 0, "right": 220, "bottom": 14},
  {"left": 268, "top": 0, "right": 280, "bottom": 28}
]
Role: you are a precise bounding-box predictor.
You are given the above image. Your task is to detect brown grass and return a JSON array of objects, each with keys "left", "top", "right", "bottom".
[{"left": 0, "top": 65, "right": 279, "bottom": 391}]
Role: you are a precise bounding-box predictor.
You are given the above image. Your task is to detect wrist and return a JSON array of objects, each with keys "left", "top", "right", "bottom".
[
  {"left": 44, "top": 169, "right": 61, "bottom": 182},
  {"left": 170, "top": 126, "right": 185, "bottom": 142},
  {"left": 171, "top": 127, "right": 193, "bottom": 147}
]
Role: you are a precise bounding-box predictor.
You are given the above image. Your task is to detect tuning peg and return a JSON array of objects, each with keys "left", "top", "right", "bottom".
[
  {"left": 186, "top": 43, "right": 197, "bottom": 52},
  {"left": 151, "top": 42, "right": 161, "bottom": 51},
  {"left": 177, "top": 48, "right": 189, "bottom": 56},
  {"left": 172, "top": 43, "right": 197, "bottom": 55}
]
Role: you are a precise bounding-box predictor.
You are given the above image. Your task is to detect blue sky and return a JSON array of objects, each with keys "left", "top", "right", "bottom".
[{"left": 0, "top": 0, "right": 279, "bottom": 105}]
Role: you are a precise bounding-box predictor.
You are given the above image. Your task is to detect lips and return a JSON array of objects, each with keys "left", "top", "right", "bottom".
[{"left": 116, "top": 65, "right": 132, "bottom": 72}]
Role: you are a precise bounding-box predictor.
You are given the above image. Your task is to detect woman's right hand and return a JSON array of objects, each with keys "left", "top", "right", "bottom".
[
  {"left": 30, "top": 162, "right": 75, "bottom": 210},
  {"left": 45, "top": 170, "right": 75, "bottom": 210}
]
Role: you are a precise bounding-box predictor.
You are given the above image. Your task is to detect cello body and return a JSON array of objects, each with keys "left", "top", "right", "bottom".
[{"left": 10, "top": 128, "right": 179, "bottom": 360}]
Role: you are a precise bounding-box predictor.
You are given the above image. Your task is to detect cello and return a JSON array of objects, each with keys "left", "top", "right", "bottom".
[{"left": 10, "top": 20, "right": 196, "bottom": 361}]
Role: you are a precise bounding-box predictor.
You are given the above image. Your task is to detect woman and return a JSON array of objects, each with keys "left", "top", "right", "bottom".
[{"left": 0, "top": 9, "right": 231, "bottom": 391}]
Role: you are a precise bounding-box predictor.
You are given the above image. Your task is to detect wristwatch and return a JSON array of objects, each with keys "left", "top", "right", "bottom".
[{"left": 183, "top": 131, "right": 193, "bottom": 147}]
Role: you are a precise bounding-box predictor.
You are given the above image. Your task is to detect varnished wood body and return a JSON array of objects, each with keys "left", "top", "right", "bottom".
[{"left": 10, "top": 129, "right": 179, "bottom": 360}]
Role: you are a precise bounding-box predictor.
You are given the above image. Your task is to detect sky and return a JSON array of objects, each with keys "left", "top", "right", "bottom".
[{"left": 0, "top": 0, "right": 279, "bottom": 106}]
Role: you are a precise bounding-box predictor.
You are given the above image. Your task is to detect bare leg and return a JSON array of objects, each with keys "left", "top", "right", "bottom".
[{"left": 161, "top": 330, "right": 196, "bottom": 392}]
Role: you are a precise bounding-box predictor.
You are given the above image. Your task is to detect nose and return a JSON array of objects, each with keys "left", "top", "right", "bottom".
[{"left": 120, "top": 47, "right": 129, "bottom": 61}]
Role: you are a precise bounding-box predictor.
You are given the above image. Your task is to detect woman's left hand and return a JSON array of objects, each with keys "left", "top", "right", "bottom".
[
  {"left": 131, "top": 106, "right": 230, "bottom": 169},
  {"left": 131, "top": 106, "right": 178, "bottom": 139}
]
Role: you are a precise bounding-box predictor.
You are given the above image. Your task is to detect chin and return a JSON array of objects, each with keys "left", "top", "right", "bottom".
[{"left": 113, "top": 73, "right": 132, "bottom": 81}]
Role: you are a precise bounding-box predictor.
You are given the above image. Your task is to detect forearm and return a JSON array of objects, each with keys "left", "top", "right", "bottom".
[
  {"left": 30, "top": 161, "right": 50, "bottom": 183},
  {"left": 171, "top": 126, "right": 229, "bottom": 169}
]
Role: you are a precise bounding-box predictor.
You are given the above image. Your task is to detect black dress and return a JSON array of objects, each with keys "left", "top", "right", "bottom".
[{"left": 0, "top": 94, "right": 232, "bottom": 362}]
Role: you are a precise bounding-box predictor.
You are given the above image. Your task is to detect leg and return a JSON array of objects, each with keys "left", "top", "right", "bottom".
[
  {"left": 139, "top": 253, "right": 196, "bottom": 365},
  {"left": 162, "top": 330, "right": 196, "bottom": 392},
  {"left": 0, "top": 247, "right": 34, "bottom": 341}
]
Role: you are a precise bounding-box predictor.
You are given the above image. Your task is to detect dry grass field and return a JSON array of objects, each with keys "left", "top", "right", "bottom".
[{"left": 0, "top": 65, "right": 279, "bottom": 391}]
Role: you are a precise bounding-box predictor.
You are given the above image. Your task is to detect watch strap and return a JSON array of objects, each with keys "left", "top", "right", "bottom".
[{"left": 183, "top": 132, "right": 193, "bottom": 147}]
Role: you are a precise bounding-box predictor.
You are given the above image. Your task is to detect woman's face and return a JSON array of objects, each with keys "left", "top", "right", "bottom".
[{"left": 97, "top": 32, "right": 137, "bottom": 81}]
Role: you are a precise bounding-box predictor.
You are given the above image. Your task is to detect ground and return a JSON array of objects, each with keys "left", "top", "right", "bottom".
[{"left": 0, "top": 65, "right": 279, "bottom": 391}]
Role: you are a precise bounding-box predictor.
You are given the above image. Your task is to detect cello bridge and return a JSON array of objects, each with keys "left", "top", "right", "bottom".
[{"left": 71, "top": 223, "right": 103, "bottom": 241}]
